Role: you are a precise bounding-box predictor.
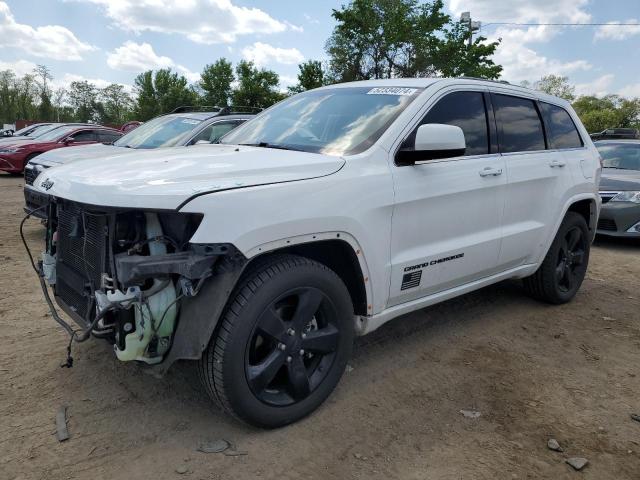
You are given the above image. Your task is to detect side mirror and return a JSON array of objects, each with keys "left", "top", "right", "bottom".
[
  {"left": 64, "top": 136, "right": 75, "bottom": 145},
  {"left": 397, "top": 123, "right": 466, "bottom": 165}
]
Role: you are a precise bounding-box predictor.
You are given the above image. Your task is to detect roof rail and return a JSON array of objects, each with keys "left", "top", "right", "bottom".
[
  {"left": 170, "top": 105, "right": 222, "bottom": 114},
  {"left": 218, "top": 105, "right": 264, "bottom": 115},
  {"left": 458, "top": 76, "right": 511, "bottom": 85}
]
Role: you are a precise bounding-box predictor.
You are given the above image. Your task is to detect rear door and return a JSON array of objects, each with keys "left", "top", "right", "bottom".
[
  {"left": 493, "top": 93, "right": 575, "bottom": 268},
  {"left": 388, "top": 88, "right": 507, "bottom": 306}
]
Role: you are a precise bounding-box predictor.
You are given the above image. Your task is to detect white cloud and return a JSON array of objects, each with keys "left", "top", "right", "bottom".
[
  {"left": 70, "top": 0, "right": 298, "bottom": 44},
  {"left": 0, "top": 1, "right": 94, "bottom": 60},
  {"left": 303, "top": 14, "right": 320, "bottom": 25},
  {"left": 447, "top": 1, "right": 593, "bottom": 84},
  {"left": 107, "top": 41, "right": 199, "bottom": 83},
  {"left": 107, "top": 41, "right": 174, "bottom": 71},
  {"left": 594, "top": 19, "right": 640, "bottom": 41},
  {"left": 447, "top": 0, "right": 591, "bottom": 24},
  {"left": 575, "top": 74, "right": 615, "bottom": 97},
  {"left": 487, "top": 26, "right": 591, "bottom": 83},
  {"left": 618, "top": 82, "right": 640, "bottom": 98},
  {"left": 0, "top": 59, "right": 37, "bottom": 77},
  {"left": 242, "top": 42, "right": 304, "bottom": 67}
]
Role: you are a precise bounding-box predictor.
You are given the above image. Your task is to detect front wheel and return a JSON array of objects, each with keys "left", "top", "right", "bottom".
[
  {"left": 199, "top": 254, "right": 354, "bottom": 428},
  {"left": 523, "top": 212, "right": 590, "bottom": 304}
]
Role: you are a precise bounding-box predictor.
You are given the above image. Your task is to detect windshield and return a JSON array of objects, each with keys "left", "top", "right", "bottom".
[
  {"left": 221, "top": 86, "right": 423, "bottom": 156},
  {"left": 35, "top": 125, "right": 78, "bottom": 142},
  {"left": 597, "top": 143, "right": 640, "bottom": 171},
  {"left": 25, "top": 124, "right": 58, "bottom": 137},
  {"left": 114, "top": 114, "right": 204, "bottom": 149},
  {"left": 14, "top": 124, "right": 47, "bottom": 136}
]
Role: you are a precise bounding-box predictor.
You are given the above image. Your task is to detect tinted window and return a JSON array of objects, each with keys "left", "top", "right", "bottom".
[
  {"left": 70, "top": 130, "right": 97, "bottom": 142},
  {"left": 540, "top": 102, "right": 583, "bottom": 149},
  {"left": 420, "top": 91, "right": 489, "bottom": 156},
  {"left": 98, "top": 131, "right": 122, "bottom": 143},
  {"left": 493, "top": 94, "right": 545, "bottom": 153},
  {"left": 190, "top": 121, "right": 242, "bottom": 144}
]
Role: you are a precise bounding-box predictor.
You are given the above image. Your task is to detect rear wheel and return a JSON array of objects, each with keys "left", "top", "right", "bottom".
[
  {"left": 523, "top": 212, "right": 590, "bottom": 304},
  {"left": 199, "top": 254, "right": 354, "bottom": 428}
]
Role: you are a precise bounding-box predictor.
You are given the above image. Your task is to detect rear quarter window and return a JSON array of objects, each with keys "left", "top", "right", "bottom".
[
  {"left": 540, "top": 102, "right": 583, "bottom": 149},
  {"left": 493, "top": 94, "right": 546, "bottom": 153}
]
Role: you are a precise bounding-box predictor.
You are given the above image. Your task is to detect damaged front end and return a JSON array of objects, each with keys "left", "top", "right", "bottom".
[{"left": 41, "top": 199, "right": 245, "bottom": 368}]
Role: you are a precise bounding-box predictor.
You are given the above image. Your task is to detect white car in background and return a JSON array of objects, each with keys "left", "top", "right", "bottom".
[{"left": 31, "top": 78, "right": 600, "bottom": 428}]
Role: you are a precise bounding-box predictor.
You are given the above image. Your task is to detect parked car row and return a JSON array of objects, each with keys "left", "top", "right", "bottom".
[
  {"left": 0, "top": 123, "right": 123, "bottom": 174},
  {"left": 22, "top": 106, "right": 255, "bottom": 216}
]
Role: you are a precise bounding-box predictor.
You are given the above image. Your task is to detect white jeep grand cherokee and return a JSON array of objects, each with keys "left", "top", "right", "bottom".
[{"left": 31, "top": 78, "right": 601, "bottom": 427}]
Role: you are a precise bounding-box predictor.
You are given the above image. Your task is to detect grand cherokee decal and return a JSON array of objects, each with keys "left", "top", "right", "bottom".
[{"left": 401, "top": 253, "right": 465, "bottom": 290}]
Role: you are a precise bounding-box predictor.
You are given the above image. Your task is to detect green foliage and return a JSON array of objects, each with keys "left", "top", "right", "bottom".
[
  {"left": 288, "top": 60, "right": 328, "bottom": 93},
  {"left": 67, "top": 80, "right": 99, "bottom": 123},
  {"left": 572, "top": 95, "right": 640, "bottom": 133},
  {"left": 326, "top": 0, "right": 501, "bottom": 81},
  {"left": 200, "top": 59, "right": 234, "bottom": 107},
  {"left": 133, "top": 69, "right": 199, "bottom": 121},
  {"left": 101, "top": 84, "right": 134, "bottom": 124},
  {"left": 534, "top": 75, "right": 576, "bottom": 101},
  {"left": 231, "top": 61, "right": 285, "bottom": 109}
]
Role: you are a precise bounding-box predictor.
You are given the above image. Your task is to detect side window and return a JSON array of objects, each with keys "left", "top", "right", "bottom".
[
  {"left": 540, "top": 102, "right": 583, "bottom": 149},
  {"left": 99, "top": 131, "right": 122, "bottom": 143},
  {"left": 420, "top": 91, "right": 489, "bottom": 156},
  {"left": 190, "top": 121, "right": 240, "bottom": 144},
  {"left": 69, "top": 130, "right": 97, "bottom": 142},
  {"left": 493, "top": 94, "right": 546, "bottom": 153}
]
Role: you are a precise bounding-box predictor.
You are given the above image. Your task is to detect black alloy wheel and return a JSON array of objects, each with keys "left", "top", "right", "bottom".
[{"left": 199, "top": 254, "right": 354, "bottom": 428}]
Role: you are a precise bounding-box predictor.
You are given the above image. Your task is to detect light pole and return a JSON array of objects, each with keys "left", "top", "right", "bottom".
[{"left": 460, "top": 11, "right": 481, "bottom": 48}]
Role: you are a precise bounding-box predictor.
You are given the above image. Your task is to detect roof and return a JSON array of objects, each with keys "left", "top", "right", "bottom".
[{"left": 594, "top": 139, "right": 640, "bottom": 145}]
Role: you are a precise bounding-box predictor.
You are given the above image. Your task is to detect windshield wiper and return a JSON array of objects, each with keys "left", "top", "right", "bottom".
[{"left": 238, "top": 142, "right": 305, "bottom": 152}]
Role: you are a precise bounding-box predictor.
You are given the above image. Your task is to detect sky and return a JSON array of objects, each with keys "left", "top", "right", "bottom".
[{"left": 0, "top": 0, "right": 639, "bottom": 97}]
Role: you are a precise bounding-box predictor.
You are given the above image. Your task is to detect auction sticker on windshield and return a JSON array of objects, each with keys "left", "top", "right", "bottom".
[{"left": 367, "top": 87, "right": 418, "bottom": 96}]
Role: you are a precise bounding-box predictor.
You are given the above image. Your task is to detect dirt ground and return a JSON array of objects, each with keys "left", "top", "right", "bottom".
[{"left": 1, "top": 173, "right": 639, "bottom": 480}]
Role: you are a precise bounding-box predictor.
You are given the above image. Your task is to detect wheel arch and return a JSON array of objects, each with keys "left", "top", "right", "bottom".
[
  {"left": 244, "top": 233, "right": 372, "bottom": 320},
  {"left": 535, "top": 193, "right": 599, "bottom": 268}
]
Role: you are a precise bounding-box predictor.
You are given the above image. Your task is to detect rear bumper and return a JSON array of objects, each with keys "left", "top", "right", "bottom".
[
  {"left": 23, "top": 185, "right": 50, "bottom": 219},
  {"left": 596, "top": 201, "right": 640, "bottom": 237}
]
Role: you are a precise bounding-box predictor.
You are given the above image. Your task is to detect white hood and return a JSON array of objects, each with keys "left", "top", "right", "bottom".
[
  {"left": 32, "top": 143, "right": 122, "bottom": 167},
  {"left": 35, "top": 144, "right": 345, "bottom": 210}
]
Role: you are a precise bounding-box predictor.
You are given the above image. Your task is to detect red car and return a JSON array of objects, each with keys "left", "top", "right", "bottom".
[{"left": 0, "top": 124, "right": 123, "bottom": 174}]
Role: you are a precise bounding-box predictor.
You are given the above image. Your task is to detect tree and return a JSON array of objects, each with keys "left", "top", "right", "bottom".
[
  {"left": 200, "top": 59, "right": 234, "bottom": 107},
  {"left": 572, "top": 95, "right": 640, "bottom": 133},
  {"left": 326, "top": 0, "right": 501, "bottom": 81},
  {"left": 436, "top": 21, "right": 502, "bottom": 79},
  {"left": 231, "top": 61, "right": 284, "bottom": 109},
  {"left": 100, "top": 84, "right": 134, "bottom": 124},
  {"left": 534, "top": 75, "right": 575, "bottom": 101},
  {"left": 288, "top": 60, "right": 328, "bottom": 93},
  {"left": 34, "top": 64, "right": 54, "bottom": 120},
  {"left": 68, "top": 80, "right": 98, "bottom": 122},
  {"left": 133, "top": 69, "right": 198, "bottom": 120}
]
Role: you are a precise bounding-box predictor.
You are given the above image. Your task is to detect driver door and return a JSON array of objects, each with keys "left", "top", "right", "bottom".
[{"left": 388, "top": 89, "right": 507, "bottom": 306}]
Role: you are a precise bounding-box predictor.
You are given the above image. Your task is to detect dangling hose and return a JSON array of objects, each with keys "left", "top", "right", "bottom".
[{"left": 21, "top": 205, "right": 115, "bottom": 367}]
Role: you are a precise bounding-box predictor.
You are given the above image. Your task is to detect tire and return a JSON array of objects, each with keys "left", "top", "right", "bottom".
[
  {"left": 199, "top": 254, "right": 354, "bottom": 428},
  {"left": 523, "top": 212, "right": 590, "bottom": 304}
]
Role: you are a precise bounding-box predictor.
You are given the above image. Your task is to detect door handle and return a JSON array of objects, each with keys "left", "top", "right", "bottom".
[
  {"left": 549, "top": 159, "right": 566, "bottom": 168},
  {"left": 479, "top": 167, "right": 503, "bottom": 177}
]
